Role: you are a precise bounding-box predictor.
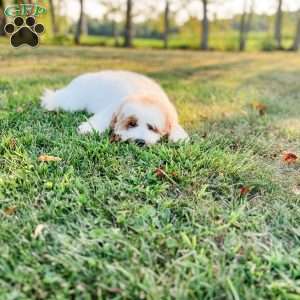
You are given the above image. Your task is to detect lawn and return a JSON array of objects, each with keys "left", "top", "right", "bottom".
[
  {"left": 0, "top": 45, "right": 300, "bottom": 300},
  {"left": 41, "top": 33, "right": 294, "bottom": 52}
]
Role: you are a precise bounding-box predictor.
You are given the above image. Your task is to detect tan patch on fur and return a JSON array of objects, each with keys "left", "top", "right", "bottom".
[
  {"left": 125, "top": 93, "right": 178, "bottom": 136},
  {"left": 111, "top": 93, "right": 179, "bottom": 141},
  {"left": 124, "top": 115, "right": 138, "bottom": 129}
]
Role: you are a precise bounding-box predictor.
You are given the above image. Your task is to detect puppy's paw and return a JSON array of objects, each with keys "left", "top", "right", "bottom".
[
  {"left": 168, "top": 124, "right": 189, "bottom": 143},
  {"left": 78, "top": 122, "right": 94, "bottom": 135}
]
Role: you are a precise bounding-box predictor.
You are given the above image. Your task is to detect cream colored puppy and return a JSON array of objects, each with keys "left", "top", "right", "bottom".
[{"left": 41, "top": 70, "right": 189, "bottom": 145}]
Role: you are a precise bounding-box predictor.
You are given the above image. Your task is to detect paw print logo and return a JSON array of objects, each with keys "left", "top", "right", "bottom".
[{"left": 4, "top": 16, "right": 45, "bottom": 48}]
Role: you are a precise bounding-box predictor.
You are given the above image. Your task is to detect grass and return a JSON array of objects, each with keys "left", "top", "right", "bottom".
[
  {"left": 0, "top": 31, "right": 296, "bottom": 53},
  {"left": 0, "top": 44, "right": 300, "bottom": 300},
  {"left": 4, "top": 31, "right": 292, "bottom": 52}
]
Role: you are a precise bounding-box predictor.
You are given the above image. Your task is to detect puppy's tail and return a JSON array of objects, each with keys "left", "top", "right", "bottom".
[{"left": 41, "top": 89, "right": 58, "bottom": 111}]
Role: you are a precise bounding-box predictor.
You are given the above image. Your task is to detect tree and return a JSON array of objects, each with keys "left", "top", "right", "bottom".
[
  {"left": 49, "top": 0, "right": 58, "bottom": 36},
  {"left": 0, "top": 0, "right": 6, "bottom": 36},
  {"left": 101, "top": 0, "right": 122, "bottom": 47},
  {"left": 291, "top": 10, "right": 300, "bottom": 51},
  {"left": 163, "top": 0, "right": 170, "bottom": 49},
  {"left": 200, "top": 0, "right": 209, "bottom": 50},
  {"left": 74, "top": 0, "right": 84, "bottom": 45},
  {"left": 124, "top": 0, "right": 133, "bottom": 47},
  {"left": 274, "top": 0, "right": 283, "bottom": 49},
  {"left": 239, "top": 0, "right": 254, "bottom": 51}
]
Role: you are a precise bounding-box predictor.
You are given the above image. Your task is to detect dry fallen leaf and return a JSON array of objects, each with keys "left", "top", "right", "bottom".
[
  {"left": 253, "top": 102, "right": 267, "bottom": 116},
  {"left": 155, "top": 167, "right": 165, "bottom": 178},
  {"left": 283, "top": 152, "right": 298, "bottom": 164},
  {"left": 33, "top": 224, "right": 47, "bottom": 239},
  {"left": 4, "top": 206, "right": 17, "bottom": 215},
  {"left": 240, "top": 187, "right": 250, "bottom": 196},
  {"left": 38, "top": 155, "right": 62, "bottom": 162},
  {"left": 154, "top": 167, "right": 180, "bottom": 188}
]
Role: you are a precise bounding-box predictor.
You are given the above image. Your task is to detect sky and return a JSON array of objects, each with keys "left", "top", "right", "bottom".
[{"left": 64, "top": 0, "right": 300, "bottom": 23}]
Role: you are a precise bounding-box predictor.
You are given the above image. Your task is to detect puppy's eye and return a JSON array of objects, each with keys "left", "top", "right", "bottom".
[
  {"left": 147, "top": 124, "right": 157, "bottom": 132},
  {"left": 127, "top": 120, "right": 137, "bottom": 128}
]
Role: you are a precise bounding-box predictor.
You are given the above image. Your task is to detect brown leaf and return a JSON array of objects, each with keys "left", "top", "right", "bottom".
[
  {"left": 283, "top": 152, "right": 298, "bottom": 164},
  {"left": 38, "top": 155, "right": 62, "bottom": 162},
  {"left": 240, "top": 187, "right": 250, "bottom": 196},
  {"left": 33, "top": 224, "right": 47, "bottom": 239},
  {"left": 155, "top": 168, "right": 165, "bottom": 178},
  {"left": 4, "top": 206, "right": 17, "bottom": 215},
  {"left": 253, "top": 103, "right": 267, "bottom": 116},
  {"left": 154, "top": 167, "right": 179, "bottom": 188}
]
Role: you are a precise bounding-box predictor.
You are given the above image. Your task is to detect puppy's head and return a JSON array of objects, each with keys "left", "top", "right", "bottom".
[{"left": 111, "top": 94, "right": 178, "bottom": 145}]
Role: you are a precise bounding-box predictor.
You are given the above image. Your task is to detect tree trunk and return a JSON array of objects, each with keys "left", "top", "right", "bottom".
[
  {"left": 239, "top": 0, "right": 254, "bottom": 51},
  {"left": 112, "top": 20, "right": 119, "bottom": 47},
  {"left": 0, "top": 0, "right": 6, "bottom": 36},
  {"left": 74, "top": 0, "right": 83, "bottom": 45},
  {"left": 49, "top": 0, "right": 58, "bottom": 36},
  {"left": 274, "top": 0, "right": 283, "bottom": 49},
  {"left": 239, "top": 5, "right": 247, "bottom": 51},
  {"left": 163, "top": 0, "right": 169, "bottom": 49},
  {"left": 124, "top": 0, "right": 133, "bottom": 48},
  {"left": 200, "top": 0, "right": 209, "bottom": 50},
  {"left": 291, "top": 11, "right": 300, "bottom": 51}
]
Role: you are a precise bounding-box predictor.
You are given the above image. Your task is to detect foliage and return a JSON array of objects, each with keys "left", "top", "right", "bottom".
[{"left": 261, "top": 36, "right": 277, "bottom": 51}]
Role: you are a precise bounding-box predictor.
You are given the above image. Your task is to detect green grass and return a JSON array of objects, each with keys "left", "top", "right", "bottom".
[
  {"left": 0, "top": 45, "right": 300, "bottom": 300},
  {"left": 41, "top": 33, "right": 295, "bottom": 52},
  {"left": 0, "top": 31, "right": 295, "bottom": 51}
]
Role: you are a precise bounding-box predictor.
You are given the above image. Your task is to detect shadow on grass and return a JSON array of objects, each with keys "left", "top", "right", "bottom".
[{"left": 148, "top": 59, "right": 253, "bottom": 82}]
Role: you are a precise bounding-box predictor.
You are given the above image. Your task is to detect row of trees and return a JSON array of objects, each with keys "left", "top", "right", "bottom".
[
  {"left": 74, "top": 0, "right": 300, "bottom": 51},
  {"left": 0, "top": 0, "right": 299, "bottom": 51}
]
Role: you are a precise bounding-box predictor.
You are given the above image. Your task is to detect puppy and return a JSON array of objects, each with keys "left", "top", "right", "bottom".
[{"left": 41, "top": 70, "right": 189, "bottom": 145}]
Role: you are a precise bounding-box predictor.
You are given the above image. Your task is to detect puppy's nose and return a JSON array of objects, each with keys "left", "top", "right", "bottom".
[{"left": 135, "top": 139, "right": 146, "bottom": 146}]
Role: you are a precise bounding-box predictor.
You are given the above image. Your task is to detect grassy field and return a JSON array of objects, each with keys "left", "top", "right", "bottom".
[
  {"left": 0, "top": 45, "right": 300, "bottom": 299},
  {"left": 42, "top": 33, "right": 294, "bottom": 52},
  {"left": 0, "top": 32, "right": 295, "bottom": 52}
]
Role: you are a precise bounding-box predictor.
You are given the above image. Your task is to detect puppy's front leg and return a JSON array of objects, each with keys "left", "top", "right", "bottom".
[{"left": 78, "top": 110, "right": 113, "bottom": 135}]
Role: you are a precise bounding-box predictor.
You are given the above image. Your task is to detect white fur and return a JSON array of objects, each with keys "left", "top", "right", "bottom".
[{"left": 41, "top": 70, "right": 189, "bottom": 145}]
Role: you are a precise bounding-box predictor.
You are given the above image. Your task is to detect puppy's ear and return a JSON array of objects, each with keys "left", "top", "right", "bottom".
[
  {"left": 168, "top": 124, "right": 189, "bottom": 143},
  {"left": 110, "top": 113, "right": 118, "bottom": 129}
]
